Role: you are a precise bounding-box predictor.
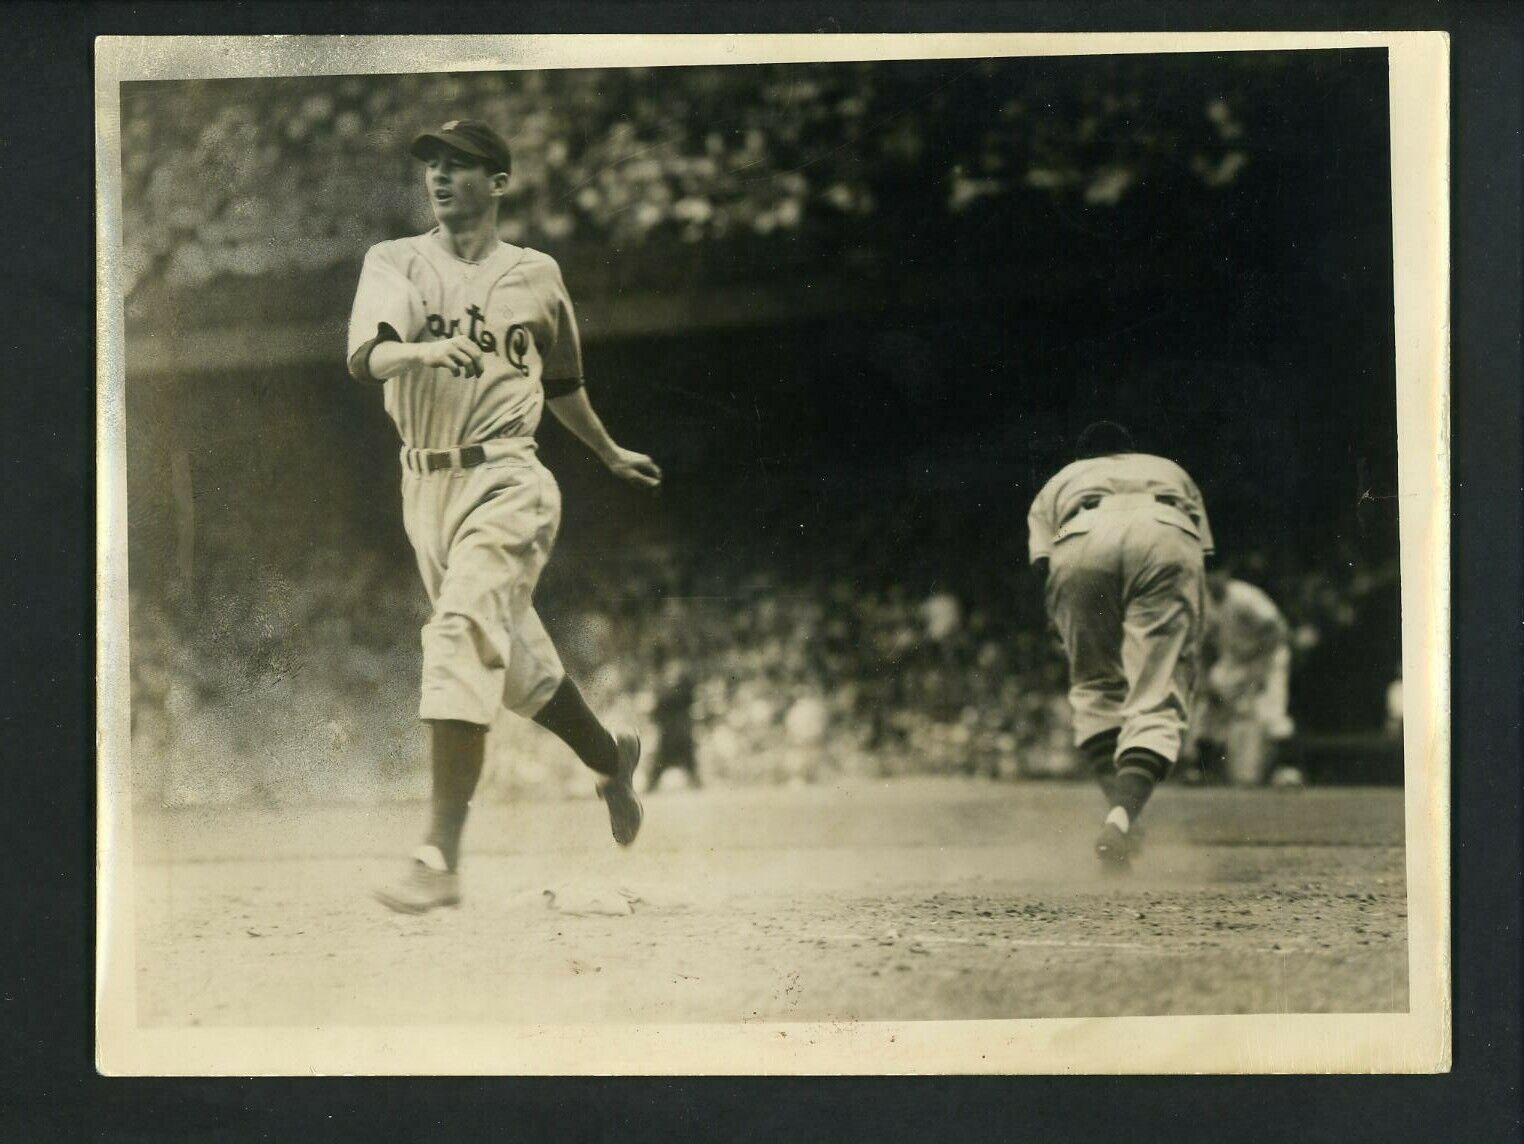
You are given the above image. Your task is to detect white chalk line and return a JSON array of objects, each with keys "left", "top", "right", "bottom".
[{"left": 812, "top": 933, "right": 1341, "bottom": 956}]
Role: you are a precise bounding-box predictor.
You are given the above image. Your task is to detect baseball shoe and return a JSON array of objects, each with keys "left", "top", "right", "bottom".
[
  {"left": 1094, "top": 822, "right": 1133, "bottom": 872},
  {"left": 373, "top": 846, "right": 461, "bottom": 914},
  {"left": 597, "top": 730, "right": 644, "bottom": 846}
]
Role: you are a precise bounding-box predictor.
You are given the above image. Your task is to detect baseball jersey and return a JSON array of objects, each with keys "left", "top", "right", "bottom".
[
  {"left": 1211, "top": 579, "right": 1288, "bottom": 663},
  {"left": 346, "top": 231, "right": 583, "bottom": 449},
  {"left": 1027, "top": 453, "right": 1214, "bottom": 563}
]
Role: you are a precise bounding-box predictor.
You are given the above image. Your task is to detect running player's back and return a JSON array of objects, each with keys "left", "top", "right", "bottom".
[{"left": 1028, "top": 452, "right": 1215, "bottom": 563}]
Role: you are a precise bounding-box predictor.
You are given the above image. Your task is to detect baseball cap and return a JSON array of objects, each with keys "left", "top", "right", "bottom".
[{"left": 410, "top": 119, "right": 513, "bottom": 176}]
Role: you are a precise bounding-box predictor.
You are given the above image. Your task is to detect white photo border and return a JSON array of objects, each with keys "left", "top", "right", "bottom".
[{"left": 95, "top": 32, "right": 1450, "bottom": 1076}]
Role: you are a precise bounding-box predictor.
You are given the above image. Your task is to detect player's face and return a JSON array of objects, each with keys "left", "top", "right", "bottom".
[{"left": 423, "top": 150, "right": 504, "bottom": 225}]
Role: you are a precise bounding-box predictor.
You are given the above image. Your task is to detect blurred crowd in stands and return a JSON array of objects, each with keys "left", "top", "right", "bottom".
[
  {"left": 128, "top": 516, "right": 1398, "bottom": 806},
  {"left": 119, "top": 60, "right": 1259, "bottom": 297}
]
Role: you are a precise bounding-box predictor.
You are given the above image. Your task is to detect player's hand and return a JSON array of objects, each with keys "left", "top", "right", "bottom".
[
  {"left": 418, "top": 335, "right": 485, "bottom": 378},
  {"left": 604, "top": 446, "right": 663, "bottom": 490}
]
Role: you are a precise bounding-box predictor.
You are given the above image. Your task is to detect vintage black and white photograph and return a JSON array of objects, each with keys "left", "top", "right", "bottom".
[{"left": 95, "top": 34, "right": 1449, "bottom": 1074}]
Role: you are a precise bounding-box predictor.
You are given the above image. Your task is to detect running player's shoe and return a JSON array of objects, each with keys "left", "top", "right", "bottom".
[
  {"left": 598, "top": 730, "right": 644, "bottom": 846},
  {"left": 373, "top": 846, "right": 461, "bottom": 914},
  {"left": 1094, "top": 821, "right": 1133, "bottom": 872}
]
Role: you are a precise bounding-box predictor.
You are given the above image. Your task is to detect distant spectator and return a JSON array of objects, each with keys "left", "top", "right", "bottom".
[{"left": 646, "top": 648, "right": 701, "bottom": 792}]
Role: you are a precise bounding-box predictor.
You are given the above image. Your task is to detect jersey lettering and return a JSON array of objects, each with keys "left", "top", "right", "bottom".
[
  {"left": 504, "top": 324, "right": 531, "bottom": 373},
  {"left": 424, "top": 306, "right": 533, "bottom": 376}
]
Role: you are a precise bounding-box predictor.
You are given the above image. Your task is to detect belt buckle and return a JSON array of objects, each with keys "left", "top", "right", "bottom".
[{"left": 414, "top": 444, "right": 487, "bottom": 473}]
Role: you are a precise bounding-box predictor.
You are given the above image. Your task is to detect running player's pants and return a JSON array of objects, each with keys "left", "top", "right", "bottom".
[
  {"left": 1045, "top": 501, "right": 1206, "bottom": 764},
  {"left": 401, "top": 439, "right": 566, "bottom": 726}
]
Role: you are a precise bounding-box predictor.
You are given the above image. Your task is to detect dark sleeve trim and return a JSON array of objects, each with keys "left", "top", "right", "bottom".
[
  {"left": 347, "top": 323, "right": 401, "bottom": 383},
  {"left": 543, "top": 375, "right": 585, "bottom": 400}
]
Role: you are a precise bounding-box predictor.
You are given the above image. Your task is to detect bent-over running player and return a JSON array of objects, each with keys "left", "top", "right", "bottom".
[
  {"left": 1028, "top": 422, "right": 1212, "bottom": 870},
  {"left": 346, "top": 119, "right": 663, "bottom": 913}
]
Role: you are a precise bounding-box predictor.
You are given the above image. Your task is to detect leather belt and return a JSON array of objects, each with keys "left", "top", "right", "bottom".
[{"left": 403, "top": 444, "right": 488, "bottom": 474}]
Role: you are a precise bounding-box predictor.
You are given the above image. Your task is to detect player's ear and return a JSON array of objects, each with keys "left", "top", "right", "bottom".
[{"left": 489, "top": 171, "right": 511, "bottom": 199}]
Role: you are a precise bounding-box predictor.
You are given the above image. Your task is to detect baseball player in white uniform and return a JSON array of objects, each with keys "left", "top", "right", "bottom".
[
  {"left": 1028, "top": 422, "right": 1212, "bottom": 870},
  {"left": 347, "top": 120, "right": 663, "bottom": 914},
  {"left": 1191, "top": 572, "right": 1295, "bottom": 786}
]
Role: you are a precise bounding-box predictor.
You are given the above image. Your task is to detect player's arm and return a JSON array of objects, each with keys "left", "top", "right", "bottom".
[
  {"left": 362, "top": 335, "right": 485, "bottom": 381},
  {"left": 345, "top": 245, "right": 483, "bottom": 382},
  {"left": 547, "top": 387, "right": 663, "bottom": 489},
  {"left": 537, "top": 255, "right": 661, "bottom": 489}
]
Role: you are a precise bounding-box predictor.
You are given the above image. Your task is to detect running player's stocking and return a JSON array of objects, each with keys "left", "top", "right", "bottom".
[
  {"left": 1111, "top": 747, "right": 1169, "bottom": 824},
  {"left": 426, "top": 719, "right": 486, "bottom": 870},
  {"left": 1081, "top": 729, "right": 1121, "bottom": 804},
  {"left": 533, "top": 677, "right": 619, "bottom": 777}
]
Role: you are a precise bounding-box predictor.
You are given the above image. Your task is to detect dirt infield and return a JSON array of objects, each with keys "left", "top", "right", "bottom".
[{"left": 130, "top": 779, "right": 1407, "bottom": 1026}]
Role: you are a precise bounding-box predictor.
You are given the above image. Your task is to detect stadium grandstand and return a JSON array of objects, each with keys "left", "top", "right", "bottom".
[{"left": 119, "top": 53, "right": 1403, "bottom": 805}]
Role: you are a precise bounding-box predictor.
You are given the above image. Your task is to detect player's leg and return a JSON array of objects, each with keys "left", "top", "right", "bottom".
[
  {"left": 375, "top": 465, "right": 543, "bottom": 912},
  {"left": 1079, "top": 728, "right": 1121, "bottom": 805},
  {"left": 529, "top": 672, "right": 619, "bottom": 776},
  {"left": 424, "top": 718, "right": 486, "bottom": 869},
  {"left": 1105, "top": 523, "right": 1205, "bottom": 864},
  {"left": 510, "top": 617, "right": 643, "bottom": 845},
  {"left": 372, "top": 718, "right": 481, "bottom": 914},
  {"left": 1225, "top": 714, "right": 1269, "bottom": 786},
  {"left": 498, "top": 464, "right": 643, "bottom": 845},
  {"left": 1206, "top": 656, "right": 1258, "bottom": 785},
  {"left": 1258, "top": 645, "right": 1301, "bottom": 785},
  {"left": 375, "top": 471, "right": 513, "bottom": 913},
  {"left": 1046, "top": 530, "right": 1127, "bottom": 810},
  {"left": 1260, "top": 646, "right": 1294, "bottom": 741}
]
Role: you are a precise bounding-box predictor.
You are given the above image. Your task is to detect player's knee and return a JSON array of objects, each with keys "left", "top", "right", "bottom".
[
  {"left": 503, "top": 668, "right": 561, "bottom": 719},
  {"left": 422, "top": 609, "right": 507, "bottom": 670}
]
